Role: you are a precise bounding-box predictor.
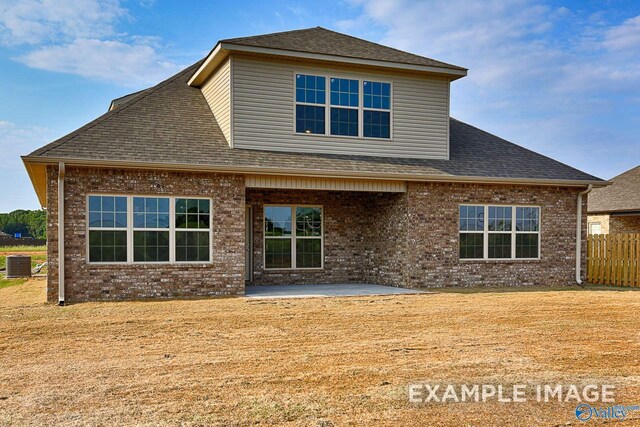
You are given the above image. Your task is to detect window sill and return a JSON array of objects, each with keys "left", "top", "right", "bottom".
[
  {"left": 293, "top": 132, "right": 393, "bottom": 142},
  {"left": 263, "top": 268, "right": 324, "bottom": 272}
]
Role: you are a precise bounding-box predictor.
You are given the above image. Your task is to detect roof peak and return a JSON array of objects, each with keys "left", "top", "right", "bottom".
[{"left": 218, "top": 25, "right": 466, "bottom": 71}]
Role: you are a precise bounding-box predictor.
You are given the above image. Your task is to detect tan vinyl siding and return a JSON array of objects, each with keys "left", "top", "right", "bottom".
[
  {"left": 246, "top": 175, "right": 406, "bottom": 192},
  {"left": 201, "top": 57, "right": 232, "bottom": 145},
  {"left": 232, "top": 56, "right": 450, "bottom": 159}
]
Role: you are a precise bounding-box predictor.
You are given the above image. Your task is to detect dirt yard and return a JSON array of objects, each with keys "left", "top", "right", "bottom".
[{"left": 1, "top": 279, "right": 639, "bottom": 426}]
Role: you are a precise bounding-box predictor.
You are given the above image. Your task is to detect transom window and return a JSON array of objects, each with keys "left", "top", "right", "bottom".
[
  {"left": 459, "top": 205, "right": 540, "bottom": 260},
  {"left": 294, "top": 73, "right": 392, "bottom": 139},
  {"left": 264, "top": 205, "right": 323, "bottom": 269},
  {"left": 87, "top": 195, "right": 212, "bottom": 264}
]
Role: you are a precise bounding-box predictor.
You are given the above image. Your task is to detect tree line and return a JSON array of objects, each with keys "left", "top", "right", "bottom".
[{"left": 0, "top": 210, "right": 46, "bottom": 240}]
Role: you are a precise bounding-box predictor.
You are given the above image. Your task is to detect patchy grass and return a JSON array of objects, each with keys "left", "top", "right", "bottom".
[
  {"left": 0, "top": 245, "right": 46, "bottom": 253},
  {"left": 0, "top": 279, "right": 639, "bottom": 426},
  {"left": 0, "top": 277, "right": 26, "bottom": 289}
]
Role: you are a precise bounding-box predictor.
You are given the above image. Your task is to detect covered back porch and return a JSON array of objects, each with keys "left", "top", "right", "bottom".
[{"left": 244, "top": 175, "right": 409, "bottom": 288}]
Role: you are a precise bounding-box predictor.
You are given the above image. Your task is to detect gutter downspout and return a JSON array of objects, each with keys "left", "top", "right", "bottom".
[
  {"left": 576, "top": 184, "right": 593, "bottom": 285},
  {"left": 58, "top": 162, "right": 65, "bottom": 306}
]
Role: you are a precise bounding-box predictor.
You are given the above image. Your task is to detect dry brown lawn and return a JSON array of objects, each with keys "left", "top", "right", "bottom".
[{"left": 1, "top": 279, "right": 640, "bottom": 426}]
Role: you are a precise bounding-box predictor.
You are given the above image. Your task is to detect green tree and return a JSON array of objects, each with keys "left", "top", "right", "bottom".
[{"left": 0, "top": 209, "right": 46, "bottom": 239}]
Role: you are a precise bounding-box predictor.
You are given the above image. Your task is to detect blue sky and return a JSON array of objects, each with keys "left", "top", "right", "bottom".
[{"left": 1, "top": 0, "right": 639, "bottom": 212}]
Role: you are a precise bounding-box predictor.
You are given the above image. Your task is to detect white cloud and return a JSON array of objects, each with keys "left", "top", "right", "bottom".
[
  {"left": 601, "top": 15, "right": 640, "bottom": 52},
  {"left": 341, "top": 0, "right": 640, "bottom": 179},
  {"left": 0, "top": 0, "right": 182, "bottom": 87},
  {"left": 0, "top": 0, "right": 125, "bottom": 45},
  {"left": 18, "top": 38, "right": 183, "bottom": 86}
]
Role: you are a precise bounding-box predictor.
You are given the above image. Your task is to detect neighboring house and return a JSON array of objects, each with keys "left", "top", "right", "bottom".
[
  {"left": 22, "top": 27, "right": 605, "bottom": 304},
  {"left": 588, "top": 165, "right": 640, "bottom": 234}
]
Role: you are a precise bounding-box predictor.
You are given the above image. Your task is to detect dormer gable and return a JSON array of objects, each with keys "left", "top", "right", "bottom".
[{"left": 191, "top": 27, "right": 467, "bottom": 160}]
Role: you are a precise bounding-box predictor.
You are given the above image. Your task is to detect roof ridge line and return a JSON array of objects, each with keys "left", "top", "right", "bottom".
[
  {"left": 34, "top": 62, "right": 201, "bottom": 157},
  {"left": 314, "top": 27, "right": 466, "bottom": 71}
]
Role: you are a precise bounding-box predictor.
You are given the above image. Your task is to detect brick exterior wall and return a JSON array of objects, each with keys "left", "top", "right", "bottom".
[
  {"left": 47, "top": 167, "right": 587, "bottom": 302},
  {"left": 609, "top": 215, "right": 640, "bottom": 234},
  {"left": 247, "top": 183, "right": 586, "bottom": 288},
  {"left": 246, "top": 189, "right": 406, "bottom": 286},
  {"left": 46, "top": 166, "right": 245, "bottom": 303},
  {"left": 401, "top": 182, "right": 585, "bottom": 287}
]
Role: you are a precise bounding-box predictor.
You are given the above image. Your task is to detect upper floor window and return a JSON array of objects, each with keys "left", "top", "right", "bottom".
[
  {"left": 330, "top": 78, "right": 359, "bottom": 137},
  {"left": 363, "top": 81, "right": 391, "bottom": 139},
  {"left": 295, "top": 73, "right": 392, "bottom": 139},
  {"left": 295, "top": 74, "right": 325, "bottom": 135}
]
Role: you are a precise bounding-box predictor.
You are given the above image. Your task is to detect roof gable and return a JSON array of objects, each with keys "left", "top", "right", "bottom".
[
  {"left": 588, "top": 165, "right": 640, "bottom": 213},
  {"left": 221, "top": 27, "right": 466, "bottom": 71}
]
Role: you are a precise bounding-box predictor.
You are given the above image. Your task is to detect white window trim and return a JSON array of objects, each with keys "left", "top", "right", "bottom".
[
  {"left": 86, "top": 194, "right": 213, "bottom": 265},
  {"left": 263, "top": 204, "right": 324, "bottom": 270},
  {"left": 459, "top": 204, "right": 541, "bottom": 261},
  {"left": 292, "top": 71, "right": 393, "bottom": 141}
]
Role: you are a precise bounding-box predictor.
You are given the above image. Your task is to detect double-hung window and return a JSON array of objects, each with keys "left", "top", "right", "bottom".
[
  {"left": 295, "top": 73, "right": 392, "bottom": 139},
  {"left": 330, "top": 77, "right": 359, "bottom": 136},
  {"left": 264, "top": 205, "right": 323, "bottom": 269},
  {"left": 87, "top": 195, "right": 212, "bottom": 264},
  {"left": 88, "top": 195, "right": 128, "bottom": 262},
  {"left": 133, "top": 197, "right": 170, "bottom": 262},
  {"left": 363, "top": 80, "right": 391, "bottom": 138},
  {"left": 295, "top": 74, "right": 326, "bottom": 134},
  {"left": 459, "top": 205, "right": 540, "bottom": 260},
  {"left": 175, "top": 198, "right": 211, "bottom": 262}
]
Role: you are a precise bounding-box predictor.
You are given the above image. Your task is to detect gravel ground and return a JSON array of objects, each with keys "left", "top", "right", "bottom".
[{"left": 1, "top": 279, "right": 639, "bottom": 426}]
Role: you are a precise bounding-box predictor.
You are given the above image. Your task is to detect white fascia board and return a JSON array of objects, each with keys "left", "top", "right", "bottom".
[{"left": 188, "top": 42, "right": 468, "bottom": 86}]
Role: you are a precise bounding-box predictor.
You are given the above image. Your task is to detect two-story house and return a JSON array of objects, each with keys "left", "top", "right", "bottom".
[{"left": 22, "top": 27, "right": 605, "bottom": 304}]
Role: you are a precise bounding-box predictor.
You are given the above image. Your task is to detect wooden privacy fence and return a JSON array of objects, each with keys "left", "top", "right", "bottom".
[{"left": 587, "top": 233, "right": 640, "bottom": 287}]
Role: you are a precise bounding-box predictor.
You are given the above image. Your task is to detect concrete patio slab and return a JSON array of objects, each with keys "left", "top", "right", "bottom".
[{"left": 245, "top": 284, "right": 428, "bottom": 299}]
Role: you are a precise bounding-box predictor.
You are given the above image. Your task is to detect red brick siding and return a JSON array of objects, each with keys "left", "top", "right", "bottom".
[
  {"left": 46, "top": 166, "right": 245, "bottom": 303},
  {"left": 248, "top": 183, "right": 586, "bottom": 288},
  {"left": 246, "top": 189, "right": 406, "bottom": 286},
  {"left": 402, "top": 182, "right": 585, "bottom": 287},
  {"left": 609, "top": 215, "right": 640, "bottom": 234}
]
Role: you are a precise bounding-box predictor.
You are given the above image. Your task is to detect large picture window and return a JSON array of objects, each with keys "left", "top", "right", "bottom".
[
  {"left": 295, "top": 73, "right": 392, "bottom": 139},
  {"left": 87, "top": 195, "right": 212, "bottom": 264},
  {"left": 264, "top": 205, "right": 323, "bottom": 269},
  {"left": 459, "top": 205, "right": 540, "bottom": 260}
]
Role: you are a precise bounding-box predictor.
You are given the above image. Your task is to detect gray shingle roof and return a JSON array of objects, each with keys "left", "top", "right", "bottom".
[
  {"left": 27, "top": 61, "right": 602, "bottom": 184},
  {"left": 588, "top": 166, "right": 640, "bottom": 213},
  {"left": 221, "top": 27, "right": 466, "bottom": 71}
]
